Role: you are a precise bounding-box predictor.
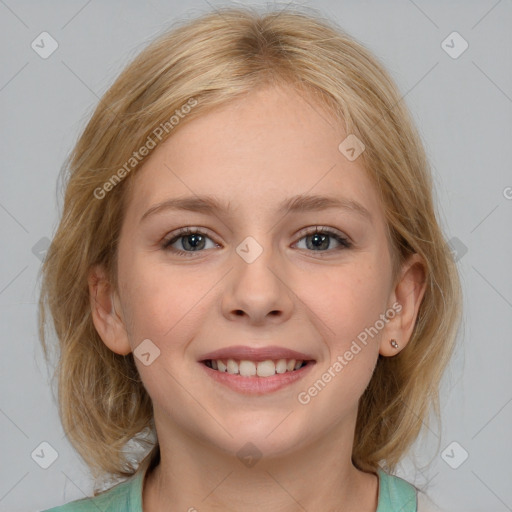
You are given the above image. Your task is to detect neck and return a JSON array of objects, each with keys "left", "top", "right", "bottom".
[{"left": 142, "top": 414, "right": 379, "bottom": 512}]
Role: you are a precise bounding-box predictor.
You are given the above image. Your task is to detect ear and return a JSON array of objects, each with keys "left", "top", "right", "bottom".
[
  {"left": 88, "top": 264, "right": 132, "bottom": 356},
  {"left": 379, "top": 253, "right": 427, "bottom": 357}
]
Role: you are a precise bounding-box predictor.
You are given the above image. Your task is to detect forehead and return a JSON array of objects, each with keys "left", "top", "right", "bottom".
[{"left": 124, "top": 83, "right": 384, "bottom": 223}]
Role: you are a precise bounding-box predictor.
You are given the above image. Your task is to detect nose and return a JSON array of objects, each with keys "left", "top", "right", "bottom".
[{"left": 221, "top": 241, "right": 294, "bottom": 326}]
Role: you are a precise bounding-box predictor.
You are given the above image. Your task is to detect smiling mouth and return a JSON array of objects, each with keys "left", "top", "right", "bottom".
[{"left": 202, "top": 358, "right": 312, "bottom": 378}]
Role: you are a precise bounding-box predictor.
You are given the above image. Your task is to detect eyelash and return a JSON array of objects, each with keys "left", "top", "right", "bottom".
[{"left": 161, "top": 226, "right": 352, "bottom": 257}]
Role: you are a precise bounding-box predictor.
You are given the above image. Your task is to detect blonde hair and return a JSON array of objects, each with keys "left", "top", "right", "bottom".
[{"left": 38, "top": 4, "right": 461, "bottom": 491}]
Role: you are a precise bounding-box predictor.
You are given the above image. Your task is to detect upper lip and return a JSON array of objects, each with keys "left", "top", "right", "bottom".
[{"left": 199, "top": 345, "right": 316, "bottom": 362}]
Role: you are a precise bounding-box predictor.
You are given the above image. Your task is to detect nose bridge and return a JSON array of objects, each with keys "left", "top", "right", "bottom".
[
  {"left": 222, "top": 232, "right": 293, "bottom": 323},
  {"left": 234, "top": 232, "right": 280, "bottom": 297}
]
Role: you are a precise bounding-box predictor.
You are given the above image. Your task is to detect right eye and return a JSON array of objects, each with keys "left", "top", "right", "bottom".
[{"left": 161, "top": 227, "right": 220, "bottom": 256}]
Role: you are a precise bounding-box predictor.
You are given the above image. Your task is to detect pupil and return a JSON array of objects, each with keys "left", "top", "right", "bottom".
[
  {"left": 308, "top": 233, "right": 328, "bottom": 250},
  {"left": 184, "top": 234, "right": 204, "bottom": 251}
]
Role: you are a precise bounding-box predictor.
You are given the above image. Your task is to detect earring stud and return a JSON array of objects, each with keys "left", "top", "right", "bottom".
[{"left": 390, "top": 339, "right": 399, "bottom": 349}]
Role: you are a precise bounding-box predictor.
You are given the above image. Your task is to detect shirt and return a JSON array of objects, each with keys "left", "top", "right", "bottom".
[{"left": 42, "top": 468, "right": 442, "bottom": 511}]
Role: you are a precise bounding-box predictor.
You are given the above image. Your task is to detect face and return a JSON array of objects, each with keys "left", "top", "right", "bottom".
[{"left": 97, "top": 83, "right": 405, "bottom": 460}]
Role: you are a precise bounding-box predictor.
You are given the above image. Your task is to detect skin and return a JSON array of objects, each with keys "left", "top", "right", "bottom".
[{"left": 89, "top": 83, "right": 426, "bottom": 511}]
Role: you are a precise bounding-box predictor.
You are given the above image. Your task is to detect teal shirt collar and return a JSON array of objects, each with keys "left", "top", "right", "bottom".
[
  {"left": 44, "top": 466, "right": 417, "bottom": 511},
  {"left": 376, "top": 468, "right": 417, "bottom": 512},
  {"left": 128, "top": 466, "right": 418, "bottom": 512}
]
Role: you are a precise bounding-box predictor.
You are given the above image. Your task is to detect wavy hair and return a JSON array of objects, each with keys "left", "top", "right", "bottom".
[{"left": 38, "top": 4, "right": 462, "bottom": 492}]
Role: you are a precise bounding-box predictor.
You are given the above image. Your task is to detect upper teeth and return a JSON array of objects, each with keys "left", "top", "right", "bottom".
[{"left": 209, "top": 358, "right": 304, "bottom": 377}]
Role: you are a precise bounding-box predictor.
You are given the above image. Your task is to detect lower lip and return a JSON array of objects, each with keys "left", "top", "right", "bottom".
[{"left": 199, "top": 362, "right": 315, "bottom": 395}]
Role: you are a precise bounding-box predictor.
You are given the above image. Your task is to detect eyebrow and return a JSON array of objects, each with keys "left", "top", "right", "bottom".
[{"left": 140, "top": 194, "right": 372, "bottom": 223}]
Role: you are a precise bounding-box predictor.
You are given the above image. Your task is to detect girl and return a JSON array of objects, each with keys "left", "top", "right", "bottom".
[{"left": 39, "top": 5, "right": 461, "bottom": 511}]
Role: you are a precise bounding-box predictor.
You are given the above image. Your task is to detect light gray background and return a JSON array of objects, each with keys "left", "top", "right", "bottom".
[{"left": 1, "top": 0, "right": 511, "bottom": 511}]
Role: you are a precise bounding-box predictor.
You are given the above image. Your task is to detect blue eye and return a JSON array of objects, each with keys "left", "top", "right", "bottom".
[
  {"left": 295, "top": 227, "right": 352, "bottom": 252},
  {"left": 161, "top": 226, "right": 352, "bottom": 257},
  {"left": 162, "top": 228, "right": 218, "bottom": 256}
]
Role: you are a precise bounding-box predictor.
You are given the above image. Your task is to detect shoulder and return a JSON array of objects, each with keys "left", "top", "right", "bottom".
[
  {"left": 40, "top": 471, "right": 144, "bottom": 512},
  {"left": 377, "top": 469, "right": 416, "bottom": 511},
  {"left": 377, "top": 469, "right": 445, "bottom": 512}
]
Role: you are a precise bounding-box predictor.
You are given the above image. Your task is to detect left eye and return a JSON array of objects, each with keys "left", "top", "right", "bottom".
[
  {"left": 161, "top": 227, "right": 351, "bottom": 256},
  {"left": 294, "top": 228, "right": 352, "bottom": 252}
]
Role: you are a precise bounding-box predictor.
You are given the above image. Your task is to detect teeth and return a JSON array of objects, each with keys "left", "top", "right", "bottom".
[
  {"left": 227, "top": 358, "right": 238, "bottom": 374},
  {"left": 208, "top": 358, "right": 305, "bottom": 377},
  {"left": 257, "top": 360, "right": 276, "bottom": 377},
  {"left": 275, "top": 359, "right": 287, "bottom": 374},
  {"left": 239, "top": 360, "right": 256, "bottom": 377}
]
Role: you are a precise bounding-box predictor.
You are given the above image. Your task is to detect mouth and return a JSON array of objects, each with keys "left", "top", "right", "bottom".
[
  {"left": 201, "top": 358, "right": 311, "bottom": 377},
  {"left": 198, "top": 345, "right": 316, "bottom": 395}
]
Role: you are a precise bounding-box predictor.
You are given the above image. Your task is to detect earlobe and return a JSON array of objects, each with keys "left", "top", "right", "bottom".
[
  {"left": 88, "top": 264, "right": 132, "bottom": 356},
  {"left": 379, "top": 253, "right": 427, "bottom": 357}
]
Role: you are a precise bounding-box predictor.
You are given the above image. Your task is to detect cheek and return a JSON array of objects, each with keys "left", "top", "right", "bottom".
[
  {"left": 295, "top": 263, "right": 389, "bottom": 419},
  {"left": 118, "top": 251, "right": 207, "bottom": 344},
  {"left": 309, "top": 261, "right": 391, "bottom": 350}
]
